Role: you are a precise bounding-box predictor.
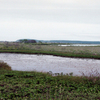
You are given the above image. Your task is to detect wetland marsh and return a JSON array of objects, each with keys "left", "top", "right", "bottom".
[{"left": 0, "top": 42, "right": 100, "bottom": 99}]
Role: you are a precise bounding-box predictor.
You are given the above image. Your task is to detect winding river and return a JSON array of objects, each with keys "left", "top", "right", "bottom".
[{"left": 0, "top": 53, "right": 100, "bottom": 76}]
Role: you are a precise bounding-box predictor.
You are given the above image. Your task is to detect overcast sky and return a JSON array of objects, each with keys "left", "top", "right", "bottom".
[{"left": 0, "top": 0, "right": 100, "bottom": 41}]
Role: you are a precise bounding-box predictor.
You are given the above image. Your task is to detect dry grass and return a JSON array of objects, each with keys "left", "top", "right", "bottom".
[
  {"left": 18, "top": 43, "right": 100, "bottom": 55},
  {"left": 22, "top": 44, "right": 100, "bottom": 54},
  {"left": 0, "top": 42, "right": 100, "bottom": 54},
  {"left": 80, "top": 68, "right": 100, "bottom": 84},
  {"left": 0, "top": 61, "right": 12, "bottom": 70}
]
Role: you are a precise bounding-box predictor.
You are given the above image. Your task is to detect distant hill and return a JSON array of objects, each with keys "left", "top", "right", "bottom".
[
  {"left": 17, "top": 39, "right": 100, "bottom": 44},
  {"left": 36, "top": 40, "right": 100, "bottom": 44}
]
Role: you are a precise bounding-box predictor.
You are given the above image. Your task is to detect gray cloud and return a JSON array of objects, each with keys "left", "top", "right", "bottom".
[
  {"left": 1, "top": 8, "right": 100, "bottom": 24},
  {"left": 1, "top": 0, "right": 100, "bottom": 9}
]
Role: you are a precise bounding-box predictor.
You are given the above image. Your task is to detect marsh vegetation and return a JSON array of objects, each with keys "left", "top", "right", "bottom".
[
  {"left": 0, "top": 67, "right": 100, "bottom": 99},
  {"left": 0, "top": 42, "right": 100, "bottom": 59},
  {"left": 0, "top": 61, "right": 11, "bottom": 71}
]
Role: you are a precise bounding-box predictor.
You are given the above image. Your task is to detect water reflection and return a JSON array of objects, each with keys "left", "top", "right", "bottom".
[{"left": 0, "top": 53, "right": 100, "bottom": 76}]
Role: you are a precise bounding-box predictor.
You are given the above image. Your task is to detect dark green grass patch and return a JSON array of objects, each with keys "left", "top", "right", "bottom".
[{"left": 0, "top": 70, "right": 100, "bottom": 99}]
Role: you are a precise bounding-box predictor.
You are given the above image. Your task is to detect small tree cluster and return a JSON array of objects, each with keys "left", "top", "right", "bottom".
[{"left": 18, "top": 39, "right": 36, "bottom": 43}]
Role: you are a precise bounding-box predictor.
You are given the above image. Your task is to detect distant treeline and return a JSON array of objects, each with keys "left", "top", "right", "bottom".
[
  {"left": 36, "top": 40, "right": 100, "bottom": 44},
  {"left": 16, "top": 39, "right": 100, "bottom": 44},
  {"left": 17, "top": 39, "right": 36, "bottom": 43}
]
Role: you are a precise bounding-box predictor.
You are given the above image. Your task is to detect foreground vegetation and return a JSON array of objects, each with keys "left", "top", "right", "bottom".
[
  {"left": 0, "top": 62, "right": 100, "bottom": 99},
  {"left": 0, "top": 42, "right": 100, "bottom": 59}
]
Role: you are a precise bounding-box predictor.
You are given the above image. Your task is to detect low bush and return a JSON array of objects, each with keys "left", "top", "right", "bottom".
[{"left": 0, "top": 61, "right": 12, "bottom": 70}]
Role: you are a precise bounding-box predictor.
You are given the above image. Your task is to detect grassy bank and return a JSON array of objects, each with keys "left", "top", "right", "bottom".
[
  {"left": 0, "top": 70, "right": 100, "bottom": 99},
  {"left": 0, "top": 61, "right": 11, "bottom": 71},
  {"left": 0, "top": 49, "right": 100, "bottom": 59},
  {"left": 0, "top": 42, "right": 100, "bottom": 59}
]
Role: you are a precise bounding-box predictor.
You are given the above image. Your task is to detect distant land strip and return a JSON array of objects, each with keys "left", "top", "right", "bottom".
[{"left": 0, "top": 50, "right": 100, "bottom": 60}]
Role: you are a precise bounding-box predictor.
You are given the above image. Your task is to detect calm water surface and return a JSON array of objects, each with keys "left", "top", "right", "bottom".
[
  {"left": 0, "top": 53, "right": 100, "bottom": 76},
  {"left": 58, "top": 44, "right": 100, "bottom": 46}
]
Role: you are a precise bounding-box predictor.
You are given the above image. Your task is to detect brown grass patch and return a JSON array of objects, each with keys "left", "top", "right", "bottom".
[{"left": 0, "top": 61, "right": 12, "bottom": 70}]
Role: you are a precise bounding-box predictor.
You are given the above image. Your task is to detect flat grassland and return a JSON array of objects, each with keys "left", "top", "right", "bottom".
[{"left": 0, "top": 42, "right": 100, "bottom": 59}]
